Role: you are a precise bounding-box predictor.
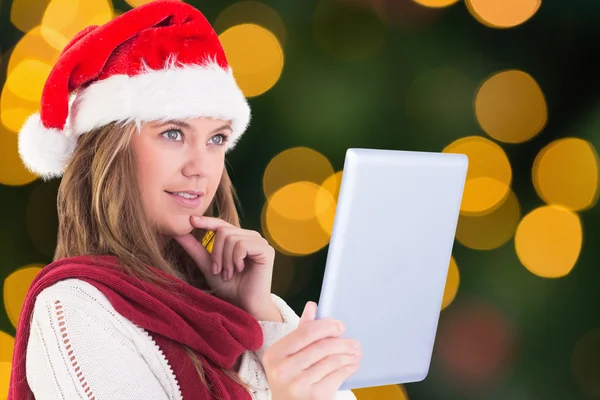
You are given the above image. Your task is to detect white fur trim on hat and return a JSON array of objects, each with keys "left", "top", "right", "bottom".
[
  {"left": 18, "top": 113, "right": 78, "bottom": 180},
  {"left": 70, "top": 61, "right": 251, "bottom": 144}
]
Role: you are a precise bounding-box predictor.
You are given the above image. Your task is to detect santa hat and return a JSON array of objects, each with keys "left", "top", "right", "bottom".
[{"left": 18, "top": 0, "right": 250, "bottom": 180}]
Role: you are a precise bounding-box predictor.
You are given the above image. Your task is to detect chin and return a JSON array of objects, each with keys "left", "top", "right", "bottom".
[{"left": 158, "top": 216, "right": 195, "bottom": 237}]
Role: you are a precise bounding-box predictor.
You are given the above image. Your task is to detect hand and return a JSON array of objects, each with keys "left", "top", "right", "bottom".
[
  {"left": 263, "top": 302, "right": 362, "bottom": 399},
  {"left": 174, "top": 216, "right": 276, "bottom": 315}
]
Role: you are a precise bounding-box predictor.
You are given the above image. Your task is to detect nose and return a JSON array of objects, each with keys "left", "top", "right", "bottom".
[{"left": 181, "top": 145, "right": 212, "bottom": 179}]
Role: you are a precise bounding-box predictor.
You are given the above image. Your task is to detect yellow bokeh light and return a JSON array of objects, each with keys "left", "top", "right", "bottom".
[
  {"left": 2, "top": 26, "right": 59, "bottom": 132},
  {"left": 0, "top": 127, "right": 38, "bottom": 186},
  {"left": 6, "top": 59, "right": 53, "bottom": 102},
  {"left": 263, "top": 182, "right": 334, "bottom": 255},
  {"left": 41, "top": 0, "right": 114, "bottom": 51},
  {"left": 263, "top": 147, "right": 335, "bottom": 200},
  {"left": 455, "top": 189, "right": 520, "bottom": 250},
  {"left": 444, "top": 136, "right": 512, "bottom": 215},
  {"left": 11, "top": 0, "right": 51, "bottom": 32},
  {"left": 0, "top": 86, "right": 39, "bottom": 134},
  {"left": 125, "top": 0, "right": 155, "bottom": 7},
  {"left": 533, "top": 138, "right": 599, "bottom": 211},
  {"left": 316, "top": 171, "right": 343, "bottom": 235},
  {"left": 353, "top": 384, "right": 409, "bottom": 400},
  {"left": 214, "top": 1, "right": 287, "bottom": 45},
  {"left": 466, "top": 0, "right": 541, "bottom": 28},
  {"left": 219, "top": 24, "right": 284, "bottom": 97},
  {"left": 3, "top": 265, "right": 43, "bottom": 328},
  {"left": 572, "top": 329, "right": 600, "bottom": 398},
  {"left": 413, "top": 0, "right": 460, "bottom": 8},
  {"left": 475, "top": 70, "right": 547, "bottom": 143},
  {"left": 0, "top": 362, "right": 11, "bottom": 399},
  {"left": 0, "top": 332, "right": 15, "bottom": 363},
  {"left": 515, "top": 205, "right": 582, "bottom": 278},
  {"left": 441, "top": 256, "right": 459, "bottom": 310}
]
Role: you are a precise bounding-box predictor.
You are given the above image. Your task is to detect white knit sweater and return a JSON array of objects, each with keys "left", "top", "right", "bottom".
[{"left": 25, "top": 279, "right": 356, "bottom": 399}]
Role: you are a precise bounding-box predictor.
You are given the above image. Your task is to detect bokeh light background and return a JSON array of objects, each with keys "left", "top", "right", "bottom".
[{"left": 1, "top": 0, "right": 600, "bottom": 399}]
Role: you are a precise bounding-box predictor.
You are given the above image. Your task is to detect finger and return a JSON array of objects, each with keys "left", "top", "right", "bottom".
[
  {"left": 191, "top": 215, "right": 234, "bottom": 231},
  {"left": 232, "top": 239, "right": 248, "bottom": 273},
  {"left": 222, "top": 234, "right": 243, "bottom": 281},
  {"left": 288, "top": 337, "right": 361, "bottom": 371},
  {"left": 300, "top": 301, "right": 317, "bottom": 324},
  {"left": 210, "top": 227, "right": 237, "bottom": 275},
  {"left": 271, "top": 318, "right": 345, "bottom": 362},
  {"left": 174, "top": 234, "right": 212, "bottom": 276},
  {"left": 299, "top": 357, "right": 360, "bottom": 396}
]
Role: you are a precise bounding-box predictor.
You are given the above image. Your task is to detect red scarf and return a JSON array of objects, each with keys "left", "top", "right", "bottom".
[{"left": 9, "top": 255, "right": 264, "bottom": 399}]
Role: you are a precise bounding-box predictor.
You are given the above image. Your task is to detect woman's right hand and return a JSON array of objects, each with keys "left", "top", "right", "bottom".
[{"left": 262, "top": 301, "right": 362, "bottom": 399}]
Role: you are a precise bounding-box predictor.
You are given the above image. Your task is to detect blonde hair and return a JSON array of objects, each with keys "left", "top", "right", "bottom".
[{"left": 54, "top": 121, "right": 250, "bottom": 395}]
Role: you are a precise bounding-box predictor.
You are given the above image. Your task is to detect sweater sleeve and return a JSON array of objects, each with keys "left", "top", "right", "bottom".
[{"left": 25, "top": 279, "right": 179, "bottom": 400}]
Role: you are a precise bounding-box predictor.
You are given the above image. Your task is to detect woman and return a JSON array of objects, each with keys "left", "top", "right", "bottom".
[{"left": 8, "top": 1, "right": 362, "bottom": 399}]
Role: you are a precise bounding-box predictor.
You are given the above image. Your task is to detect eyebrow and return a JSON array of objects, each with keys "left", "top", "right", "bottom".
[{"left": 156, "top": 119, "right": 232, "bottom": 134}]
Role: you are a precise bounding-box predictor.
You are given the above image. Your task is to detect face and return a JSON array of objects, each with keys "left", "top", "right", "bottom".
[{"left": 131, "top": 117, "right": 231, "bottom": 237}]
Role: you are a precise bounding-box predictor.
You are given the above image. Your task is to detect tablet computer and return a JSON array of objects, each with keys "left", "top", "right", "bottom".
[{"left": 315, "top": 148, "right": 468, "bottom": 390}]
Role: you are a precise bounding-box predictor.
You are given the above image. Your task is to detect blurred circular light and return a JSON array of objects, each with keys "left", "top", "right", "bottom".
[
  {"left": 263, "top": 182, "right": 334, "bottom": 255},
  {"left": 7, "top": 26, "right": 60, "bottom": 77},
  {"left": 413, "top": 0, "right": 459, "bottom": 8},
  {"left": 26, "top": 180, "right": 60, "bottom": 257},
  {"left": 125, "top": 0, "right": 155, "bottom": 7},
  {"left": 455, "top": 189, "right": 520, "bottom": 250},
  {"left": 11, "top": 0, "right": 51, "bottom": 32},
  {"left": 41, "top": 0, "right": 114, "bottom": 51},
  {"left": 572, "top": 329, "right": 600, "bottom": 398},
  {"left": 533, "top": 138, "right": 599, "bottom": 211},
  {"left": 0, "top": 126, "right": 38, "bottom": 186},
  {"left": 316, "top": 171, "right": 343, "bottom": 235},
  {"left": 475, "top": 70, "right": 547, "bottom": 143},
  {"left": 441, "top": 256, "right": 459, "bottom": 310},
  {"left": 515, "top": 205, "right": 582, "bottom": 278},
  {"left": 466, "top": 0, "right": 541, "bottom": 28},
  {"left": 263, "top": 147, "right": 335, "bottom": 200},
  {"left": 3, "top": 265, "right": 43, "bottom": 329},
  {"left": 314, "top": 0, "right": 386, "bottom": 61},
  {"left": 214, "top": 1, "right": 287, "bottom": 45},
  {"left": 6, "top": 59, "right": 52, "bottom": 102},
  {"left": 353, "top": 384, "right": 409, "bottom": 399},
  {"left": 436, "top": 301, "right": 516, "bottom": 395},
  {"left": 0, "top": 331, "right": 14, "bottom": 362},
  {"left": 219, "top": 24, "right": 284, "bottom": 97},
  {"left": 444, "top": 136, "right": 512, "bottom": 215},
  {"left": 0, "top": 362, "right": 11, "bottom": 399}
]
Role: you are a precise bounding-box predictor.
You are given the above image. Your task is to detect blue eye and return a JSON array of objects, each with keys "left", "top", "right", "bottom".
[
  {"left": 162, "top": 129, "right": 183, "bottom": 141},
  {"left": 210, "top": 134, "right": 228, "bottom": 146}
]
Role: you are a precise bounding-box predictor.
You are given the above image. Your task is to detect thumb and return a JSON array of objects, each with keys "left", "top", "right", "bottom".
[{"left": 300, "top": 301, "right": 317, "bottom": 324}]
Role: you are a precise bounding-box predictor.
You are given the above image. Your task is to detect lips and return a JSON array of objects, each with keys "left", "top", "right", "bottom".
[{"left": 165, "top": 190, "right": 204, "bottom": 209}]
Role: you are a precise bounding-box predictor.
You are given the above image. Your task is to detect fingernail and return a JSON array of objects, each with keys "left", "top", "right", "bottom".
[
  {"left": 193, "top": 216, "right": 202, "bottom": 221},
  {"left": 338, "top": 322, "right": 346, "bottom": 333},
  {"left": 212, "top": 263, "right": 218, "bottom": 274}
]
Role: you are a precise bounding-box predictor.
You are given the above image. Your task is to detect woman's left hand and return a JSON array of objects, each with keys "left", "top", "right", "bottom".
[{"left": 174, "top": 215, "right": 276, "bottom": 317}]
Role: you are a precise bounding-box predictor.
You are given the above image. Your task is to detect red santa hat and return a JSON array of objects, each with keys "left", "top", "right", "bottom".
[{"left": 18, "top": 0, "right": 251, "bottom": 179}]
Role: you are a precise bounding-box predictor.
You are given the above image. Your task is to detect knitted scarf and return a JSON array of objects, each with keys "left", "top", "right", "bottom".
[{"left": 8, "top": 255, "right": 264, "bottom": 399}]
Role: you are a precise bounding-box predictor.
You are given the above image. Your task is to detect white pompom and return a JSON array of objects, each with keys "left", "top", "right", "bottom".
[{"left": 17, "top": 113, "right": 77, "bottom": 180}]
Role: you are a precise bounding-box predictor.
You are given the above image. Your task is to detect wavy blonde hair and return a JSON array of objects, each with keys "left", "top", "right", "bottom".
[{"left": 54, "top": 121, "right": 251, "bottom": 395}]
